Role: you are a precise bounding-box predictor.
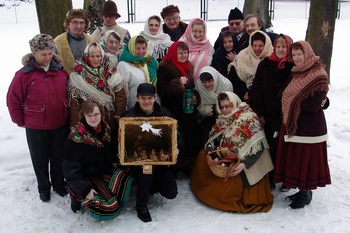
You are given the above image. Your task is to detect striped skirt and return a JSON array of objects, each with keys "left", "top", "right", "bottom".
[{"left": 68, "top": 168, "right": 134, "bottom": 221}]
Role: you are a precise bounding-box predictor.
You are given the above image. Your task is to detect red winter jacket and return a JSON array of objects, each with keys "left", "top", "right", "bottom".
[{"left": 7, "top": 54, "right": 69, "bottom": 130}]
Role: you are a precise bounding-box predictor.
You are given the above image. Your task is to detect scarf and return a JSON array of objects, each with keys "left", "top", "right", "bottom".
[
  {"left": 268, "top": 34, "right": 293, "bottom": 69},
  {"left": 68, "top": 120, "right": 111, "bottom": 148},
  {"left": 100, "top": 30, "right": 123, "bottom": 65},
  {"left": 119, "top": 35, "right": 158, "bottom": 86},
  {"left": 282, "top": 41, "right": 329, "bottom": 136},
  {"left": 163, "top": 41, "right": 191, "bottom": 78},
  {"left": 68, "top": 43, "right": 124, "bottom": 111},
  {"left": 178, "top": 18, "right": 214, "bottom": 83},
  {"left": 206, "top": 92, "right": 269, "bottom": 161},
  {"left": 195, "top": 66, "right": 233, "bottom": 104},
  {"left": 229, "top": 30, "right": 273, "bottom": 89},
  {"left": 140, "top": 16, "right": 173, "bottom": 60}
]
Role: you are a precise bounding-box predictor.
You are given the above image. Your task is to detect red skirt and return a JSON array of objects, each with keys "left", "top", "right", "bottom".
[{"left": 274, "top": 126, "right": 331, "bottom": 190}]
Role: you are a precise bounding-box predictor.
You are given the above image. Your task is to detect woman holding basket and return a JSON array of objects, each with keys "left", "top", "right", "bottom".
[{"left": 191, "top": 91, "right": 273, "bottom": 213}]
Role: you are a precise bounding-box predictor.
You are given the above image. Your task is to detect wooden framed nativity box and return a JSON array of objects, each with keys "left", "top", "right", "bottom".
[{"left": 118, "top": 117, "right": 178, "bottom": 169}]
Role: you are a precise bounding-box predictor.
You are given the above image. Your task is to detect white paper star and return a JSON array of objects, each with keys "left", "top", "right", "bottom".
[{"left": 140, "top": 121, "right": 152, "bottom": 132}]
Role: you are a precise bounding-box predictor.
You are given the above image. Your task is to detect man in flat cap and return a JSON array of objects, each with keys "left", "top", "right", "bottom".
[{"left": 161, "top": 5, "right": 188, "bottom": 41}]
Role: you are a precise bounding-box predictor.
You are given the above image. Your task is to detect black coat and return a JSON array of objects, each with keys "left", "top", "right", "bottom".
[{"left": 63, "top": 120, "right": 113, "bottom": 198}]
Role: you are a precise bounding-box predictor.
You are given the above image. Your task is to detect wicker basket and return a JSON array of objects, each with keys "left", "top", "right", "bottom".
[{"left": 206, "top": 147, "right": 241, "bottom": 178}]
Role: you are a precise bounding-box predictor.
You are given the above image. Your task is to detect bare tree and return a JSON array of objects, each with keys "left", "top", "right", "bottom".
[
  {"left": 243, "top": 0, "right": 272, "bottom": 28},
  {"left": 35, "top": 0, "right": 72, "bottom": 38},
  {"left": 306, "top": 0, "right": 338, "bottom": 81},
  {"left": 84, "top": 0, "right": 105, "bottom": 34}
]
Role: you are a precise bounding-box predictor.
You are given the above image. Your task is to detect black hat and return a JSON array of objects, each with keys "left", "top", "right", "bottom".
[
  {"left": 137, "top": 83, "right": 156, "bottom": 96},
  {"left": 228, "top": 7, "right": 244, "bottom": 21},
  {"left": 101, "top": 0, "right": 121, "bottom": 18}
]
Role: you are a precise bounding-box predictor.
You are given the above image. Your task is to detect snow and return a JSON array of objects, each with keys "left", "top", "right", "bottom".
[{"left": 1, "top": 1, "right": 350, "bottom": 233}]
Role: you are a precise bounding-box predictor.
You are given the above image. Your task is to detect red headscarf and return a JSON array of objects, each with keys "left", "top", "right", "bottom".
[
  {"left": 268, "top": 34, "right": 293, "bottom": 69},
  {"left": 162, "top": 41, "right": 191, "bottom": 78}
]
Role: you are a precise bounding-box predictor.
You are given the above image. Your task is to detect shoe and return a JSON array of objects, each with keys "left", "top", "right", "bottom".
[
  {"left": 280, "top": 184, "right": 291, "bottom": 192},
  {"left": 270, "top": 183, "right": 276, "bottom": 191},
  {"left": 286, "top": 191, "right": 301, "bottom": 201},
  {"left": 136, "top": 206, "right": 152, "bottom": 222},
  {"left": 54, "top": 186, "right": 68, "bottom": 197},
  {"left": 289, "top": 190, "right": 312, "bottom": 209},
  {"left": 39, "top": 193, "right": 50, "bottom": 202},
  {"left": 71, "top": 198, "right": 81, "bottom": 213}
]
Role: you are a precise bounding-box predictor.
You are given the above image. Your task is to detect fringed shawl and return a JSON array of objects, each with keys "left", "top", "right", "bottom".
[
  {"left": 119, "top": 35, "right": 158, "bottom": 86},
  {"left": 179, "top": 18, "right": 214, "bottom": 83},
  {"left": 282, "top": 41, "right": 329, "bottom": 136},
  {"left": 195, "top": 66, "right": 233, "bottom": 104},
  {"left": 229, "top": 30, "right": 273, "bottom": 89},
  {"left": 140, "top": 16, "right": 173, "bottom": 60}
]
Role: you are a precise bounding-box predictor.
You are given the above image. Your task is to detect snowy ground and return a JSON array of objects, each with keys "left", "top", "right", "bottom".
[{"left": 0, "top": 1, "right": 350, "bottom": 233}]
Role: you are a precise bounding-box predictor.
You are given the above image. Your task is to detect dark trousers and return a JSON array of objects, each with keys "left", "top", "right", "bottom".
[
  {"left": 26, "top": 125, "right": 69, "bottom": 194},
  {"left": 134, "top": 166, "right": 178, "bottom": 207}
]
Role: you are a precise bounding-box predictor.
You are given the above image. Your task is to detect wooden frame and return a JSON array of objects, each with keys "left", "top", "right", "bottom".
[{"left": 118, "top": 116, "right": 177, "bottom": 166}]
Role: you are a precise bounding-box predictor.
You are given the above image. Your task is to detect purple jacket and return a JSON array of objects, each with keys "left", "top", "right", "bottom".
[{"left": 7, "top": 54, "right": 69, "bottom": 130}]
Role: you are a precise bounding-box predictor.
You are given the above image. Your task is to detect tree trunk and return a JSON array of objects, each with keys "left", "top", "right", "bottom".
[
  {"left": 306, "top": 0, "right": 337, "bottom": 81},
  {"left": 35, "top": 0, "right": 72, "bottom": 38},
  {"left": 243, "top": 0, "right": 272, "bottom": 28},
  {"left": 84, "top": 0, "right": 105, "bottom": 34}
]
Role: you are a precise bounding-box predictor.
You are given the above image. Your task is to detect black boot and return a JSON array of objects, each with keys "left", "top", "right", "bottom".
[
  {"left": 286, "top": 191, "right": 301, "bottom": 201},
  {"left": 136, "top": 205, "right": 152, "bottom": 222},
  {"left": 71, "top": 198, "right": 81, "bottom": 213},
  {"left": 289, "top": 190, "right": 312, "bottom": 209}
]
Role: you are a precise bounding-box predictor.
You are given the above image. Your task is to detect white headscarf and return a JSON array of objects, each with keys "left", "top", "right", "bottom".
[
  {"left": 140, "top": 16, "right": 173, "bottom": 60},
  {"left": 195, "top": 66, "right": 233, "bottom": 104}
]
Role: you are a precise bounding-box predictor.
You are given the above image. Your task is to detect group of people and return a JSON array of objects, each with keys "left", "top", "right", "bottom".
[{"left": 6, "top": 0, "right": 331, "bottom": 224}]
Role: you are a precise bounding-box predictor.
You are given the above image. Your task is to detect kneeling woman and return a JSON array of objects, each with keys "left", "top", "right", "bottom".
[
  {"left": 63, "top": 99, "right": 133, "bottom": 221},
  {"left": 191, "top": 92, "right": 274, "bottom": 213}
]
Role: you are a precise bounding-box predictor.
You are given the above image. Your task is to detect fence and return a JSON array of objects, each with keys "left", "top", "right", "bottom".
[{"left": 0, "top": 0, "right": 349, "bottom": 25}]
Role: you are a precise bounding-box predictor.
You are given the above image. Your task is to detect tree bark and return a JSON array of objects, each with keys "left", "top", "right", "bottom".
[
  {"left": 306, "top": 0, "right": 337, "bottom": 81},
  {"left": 84, "top": 0, "right": 105, "bottom": 34},
  {"left": 35, "top": 0, "right": 72, "bottom": 38},
  {"left": 243, "top": 0, "right": 272, "bottom": 28}
]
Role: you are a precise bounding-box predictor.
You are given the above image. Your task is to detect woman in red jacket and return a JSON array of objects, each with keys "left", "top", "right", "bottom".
[{"left": 7, "top": 34, "right": 69, "bottom": 202}]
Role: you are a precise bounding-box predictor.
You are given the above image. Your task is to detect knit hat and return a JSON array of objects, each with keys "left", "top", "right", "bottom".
[
  {"left": 101, "top": 1, "right": 121, "bottom": 18},
  {"left": 29, "top": 34, "right": 55, "bottom": 53},
  {"left": 160, "top": 5, "right": 180, "bottom": 19},
  {"left": 137, "top": 83, "right": 156, "bottom": 96},
  {"left": 63, "top": 9, "right": 88, "bottom": 29},
  {"left": 228, "top": 7, "right": 244, "bottom": 21}
]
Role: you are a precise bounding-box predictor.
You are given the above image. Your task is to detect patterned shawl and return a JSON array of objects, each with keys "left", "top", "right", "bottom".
[
  {"left": 268, "top": 34, "right": 293, "bottom": 69},
  {"left": 119, "top": 35, "right": 158, "bottom": 86},
  {"left": 140, "top": 16, "right": 173, "bottom": 60},
  {"left": 68, "top": 120, "right": 111, "bottom": 148},
  {"left": 229, "top": 30, "right": 273, "bottom": 89},
  {"left": 195, "top": 66, "right": 233, "bottom": 104},
  {"left": 68, "top": 43, "right": 124, "bottom": 111},
  {"left": 281, "top": 41, "right": 329, "bottom": 136},
  {"left": 179, "top": 18, "right": 214, "bottom": 83},
  {"left": 206, "top": 92, "right": 269, "bottom": 161}
]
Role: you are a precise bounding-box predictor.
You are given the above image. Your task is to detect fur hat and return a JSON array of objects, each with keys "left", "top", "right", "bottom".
[
  {"left": 228, "top": 7, "right": 244, "bottom": 21},
  {"left": 63, "top": 9, "right": 89, "bottom": 29},
  {"left": 101, "top": 1, "right": 121, "bottom": 18},
  {"left": 29, "top": 34, "right": 55, "bottom": 53},
  {"left": 160, "top": 5, "right": 180, "bottom": 19}
]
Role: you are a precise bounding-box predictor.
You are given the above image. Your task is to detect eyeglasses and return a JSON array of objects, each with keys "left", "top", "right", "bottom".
[
  {"left": 70, "top": 20, "right": 86, "bottom": 26},
  {"left": 177, "top": 51, "right": 188, "bottom": 56},
  {"left": 165, "top": 16, "right": 180, "bottom": 23},
  {"left": 229, "top": 21, "right": 242, "bottom": 26},
  {"left": 219, "top": 104, "right": 232, "bottom": 110},
  {"left": 86, "top": 113, "right": 100, "bottom": 119}
]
